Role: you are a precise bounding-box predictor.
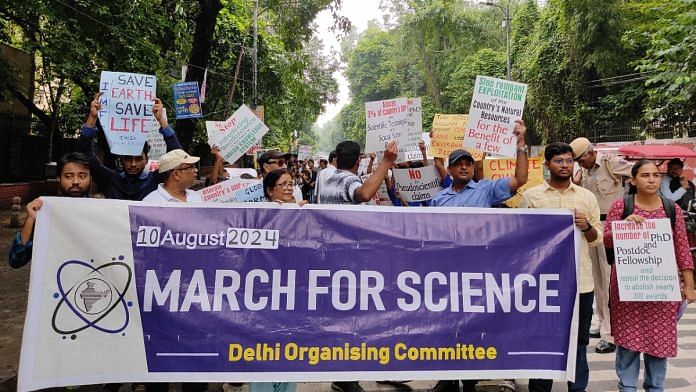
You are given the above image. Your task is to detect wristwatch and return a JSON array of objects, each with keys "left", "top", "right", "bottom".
[
  {"left": 581, "top": 225, "right": 593, "bottom": 233},
  {"left": 516, "top": 145, "right": 528, "bottom": 155}
]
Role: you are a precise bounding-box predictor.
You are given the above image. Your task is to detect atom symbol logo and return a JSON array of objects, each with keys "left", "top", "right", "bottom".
[{"left": 51, "top": 256, "right": 133, "bottom": 339}]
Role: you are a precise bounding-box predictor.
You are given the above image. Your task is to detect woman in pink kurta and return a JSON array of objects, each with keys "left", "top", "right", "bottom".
[{"left": 604, "top": 160, "right": 695, "bottom": 391}]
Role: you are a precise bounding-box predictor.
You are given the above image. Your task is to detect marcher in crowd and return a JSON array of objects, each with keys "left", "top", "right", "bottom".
[
  {"left": 520, "top": 142, "right": 603, "bottom": 392},
  {"left": 264, "top": 168, "right": 308, "bottom": 206},
  {"left": 314, "top": 151, "right": 337, "bottom": 203},
  {"left": 8, "top": 152, "right": 92, "bottom": 269},
  {"left": 78, "top": 93, "right": 182, "bottom": 200},
  {"left": 661, "top": 158, "right": 695, "bottom": 210},
  {"left": 257, "top": 150, "right": 303, "bottom": 202},
  {"left": 604, "top": 159, "right": 696, "bottom": 392},
  {"left": 143, "top": 149, "right": 202, "bottom": 203},
  {"left": 571, "top": 137, "right": 633, "bottom": 354}
]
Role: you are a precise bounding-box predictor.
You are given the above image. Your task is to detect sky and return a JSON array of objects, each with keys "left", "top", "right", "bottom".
[{"left": 313, "top": 1, "right": 384, "bottom": 127}]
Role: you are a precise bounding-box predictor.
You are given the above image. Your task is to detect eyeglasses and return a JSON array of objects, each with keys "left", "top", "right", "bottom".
[
  {"left": 266, "top": 159, "right": 287, "bottom": 166},
  {"left": 275, "top": 181, "right": 295, "bottom": 189},
  {"left": 550, "top": 158, "right": 575, "bottom": 165},
  {"left": 175, "top": 165, "right": 197, "bottom": 171}
]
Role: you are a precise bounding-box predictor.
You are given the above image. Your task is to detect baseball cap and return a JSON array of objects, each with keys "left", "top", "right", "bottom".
[
  {"left": 448, "top": 149, "right": 475, "bottom": 166},
  {"left": 570, "top": 137, "right": 591, "bottom": 159},
  {"left": 158, "top": 149, "right": 200, "bottom": 172}
]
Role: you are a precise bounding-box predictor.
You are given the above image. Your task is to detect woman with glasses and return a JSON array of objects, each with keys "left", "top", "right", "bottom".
[
  {"left": 263, "top": 169, "right": 308, "bottom": 206},
  {"left": 604, "top": 159, "right": 696, "bottom": 391}
]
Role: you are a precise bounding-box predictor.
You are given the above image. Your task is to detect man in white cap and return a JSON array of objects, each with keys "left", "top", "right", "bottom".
[
  {"left": 143, "top": 149, "right": 203, "bottom": 203},
  {"left": 570, "top": 137, "right": 633, "bottom": 354}
]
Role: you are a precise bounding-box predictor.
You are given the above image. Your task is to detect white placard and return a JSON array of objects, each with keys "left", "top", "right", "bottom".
[
  {"left": 398, "top": 132, "right": 431, "bottom": 162},
  {"left": 198, "top": 178, "right": 265, "bottom": 203},
  {"left": 393, "top": 166, "right": 443, "bottom": 202},
  {"left": 612, "top": 219, "right": 681, "bottom": 301},
  {"left": 365, "top": 97, "right": 409, "bottom": 153},
  {"left": 98, "top": 71, "right": 158, "bottom": 155},
  {"left": 224, "top": 168, "right": 258, "bottom": 178},
  {"left": 205, "top": 105, "right": 269, "bottom": 165},
  {"left": 298, "top": 145, "right": 312, "bottom": 161},
  {"left": 464, "top": 75, "right": 527, "bottom": 157}
]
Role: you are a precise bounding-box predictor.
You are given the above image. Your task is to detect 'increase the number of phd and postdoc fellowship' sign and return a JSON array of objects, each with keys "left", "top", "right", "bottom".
[{"left": 19, "top": 199, "right": 580, "bottom": 390}]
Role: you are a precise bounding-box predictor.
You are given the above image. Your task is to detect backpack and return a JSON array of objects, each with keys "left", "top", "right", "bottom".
[{"left": 605, "top": 194, "right": 676, "bottom": 265}]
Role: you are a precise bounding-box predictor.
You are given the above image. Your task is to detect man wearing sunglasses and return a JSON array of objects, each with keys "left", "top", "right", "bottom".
[{"left": 143, "top": 149, "right": 202, "bottom": 203}]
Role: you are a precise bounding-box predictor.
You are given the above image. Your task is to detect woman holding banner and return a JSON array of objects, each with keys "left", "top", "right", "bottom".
[{"left": 604, "top": 159, "right": 696, "bottom": 392}]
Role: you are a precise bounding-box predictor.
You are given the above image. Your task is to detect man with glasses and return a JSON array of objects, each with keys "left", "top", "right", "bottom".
[
  {"left": 78, "top": 93, "right": 182, "bottom": 200},
  {"left": 520, "top": 142, "right": 602, "bottom": 392},
  {"left": 143, "top": 149, "right": 202, "bottom": 203},
  {"left": 257, "top": 150, "right": 304, "bottom": 201},
  {"left": 570, "top": 137, "right": 633, "bottom": 354}
]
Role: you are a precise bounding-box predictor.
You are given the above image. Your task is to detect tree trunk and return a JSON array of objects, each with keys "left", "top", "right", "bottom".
[{"left": 175, "top": 0, "right": 224, "bottom": 151}]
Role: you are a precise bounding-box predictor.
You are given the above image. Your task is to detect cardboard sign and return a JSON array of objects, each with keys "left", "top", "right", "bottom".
[
  {"left": 612, "top": 219, "right": 681, "bottom": 301},
  {"left": 465, "top": 76, "right": 527, "bottom": 157},
  {"left": 398, "top": 132, "right": 431, "bottom": 162},
  {"left": 483, "top": 157, "right": 543, "bottom": 208},
  {"left": 198, "top": 178, "right": 265, "bottom": 203},
  {"left": 98, "top": 71, "right": 157, "bottom": 155},
  {"left": 298, "top": 145, "right": 312, "bottom": 162},
  {"left": 430, "top": 114, "right": 484, "bottom": 161},
  {"left": 365, "top": 98, "right": 409, "bottom": 153},
  {"left": 206, "top": 105, "right": 269, "bottom": 165},
  {"left": 172, "top": 82, "right": 202, "bottom": 119},
  {"left": 393, "top": 166, "right": 443, "bottom": 202}
]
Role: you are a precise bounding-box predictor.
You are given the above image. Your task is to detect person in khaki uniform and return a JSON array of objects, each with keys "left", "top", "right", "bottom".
[{"left": 570, "top": 137, "right": 633, "bottom": 354}]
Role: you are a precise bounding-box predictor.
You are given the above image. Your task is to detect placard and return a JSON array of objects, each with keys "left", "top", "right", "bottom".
[
  {"left": 431, "top": 115, "right": 484, "bottom": 161},
  {"left": 482, "top": 158, "right": 543, "bottom": 208},
  {"left": 365, "top": 98, "right": 409, "bottom": 153},
  {"left": 465, "top": 76, "right": 527, "bottom": 157},
  {"left": 198, "top": 178, "right": 265, "bottom": 203},
  {"left": 98, "top": 71, "right": 158, "bottom": 155},
  {"left": 611, "top": 219, "right": 681, "bottom": 301},
  {"left": 205, "top": 105, "right": 269, "bottom": 165},
  {"left": 172, "top": 82, "right": 202, "bottom": 119},
  {"left": 393, "top": 166, "right": 443, "bottom": 202}
]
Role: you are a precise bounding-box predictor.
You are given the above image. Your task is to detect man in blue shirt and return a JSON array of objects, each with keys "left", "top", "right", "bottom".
[
  {"left": 77, "top": 93, "right": 182, "bottom": 200},
  {"left": 430, "top": 119, "right": 528, "bottom": 208},
  {"left": 429, "top": 119, "right": 528, "bottom": 392}
]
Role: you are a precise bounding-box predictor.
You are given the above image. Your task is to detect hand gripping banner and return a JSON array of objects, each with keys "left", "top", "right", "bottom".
[{"left": 19, "top": 198, "right": 580, "bottom": 390}]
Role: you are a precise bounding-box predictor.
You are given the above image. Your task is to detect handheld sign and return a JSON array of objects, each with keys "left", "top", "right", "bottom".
[
  {"left": 482, "top": 157, "right": 543, "bottom": 208},
  {"left": 360, "top": 173, "right": 392, "bottom": 206},
  {"left": 198, "top": 178, "right": 265, "bottom": 203},
  {"left": 393, "top": 166, "right": 442, "bottom": 202},
  {"left": 465, "top": 76, "right": 527, "bottom": 157},
  {"left": 98, "top": 71, "right": 157, "bottom": 155},
  {"left": 205, "top": 105, "right": 269, "bottom": 165},
  {"left": 365, "top": 97, "right": 409, "bottom": 153},
  {"left": 430, "top": 115, "right": 484, "bottom": 161},
  {"left": 298, "top": 145, "right": 312, "bottom": 162},
  {"left": 172, "top": 82, "right": 202, "bottom": 119},
  {"left": 611, "top": 219, "right": 681, "bottom": 301}
]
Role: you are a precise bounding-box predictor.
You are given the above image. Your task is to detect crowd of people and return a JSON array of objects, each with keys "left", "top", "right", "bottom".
[{"left": 7, "top": 95, "right": 696, "bottom": 392}]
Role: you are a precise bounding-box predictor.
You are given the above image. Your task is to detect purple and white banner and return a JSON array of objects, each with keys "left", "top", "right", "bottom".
[{"left": 19, "top": 198, "right": 580, "bottom": 390}]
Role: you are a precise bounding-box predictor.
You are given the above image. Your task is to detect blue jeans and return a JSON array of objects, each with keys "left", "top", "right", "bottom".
[
  {"left": 529, "top": 292, "right": 593, "bottom": 392},
  {"left": 615, "top": 346, "right": 667, "bottom": 392}
]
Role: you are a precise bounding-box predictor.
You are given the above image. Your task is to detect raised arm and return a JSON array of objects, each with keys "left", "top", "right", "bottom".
[
  {"left": 508, "top": 119, "right": 528, "bottom": 192},
  {"left": 355, "top": 141, "right": 398, "bottom": 203}
]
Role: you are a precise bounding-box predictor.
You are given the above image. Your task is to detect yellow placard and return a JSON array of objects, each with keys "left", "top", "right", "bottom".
[
  {"left": 483, "top": 157, "right": 544, "bottom": 208},
  {"left": 431, "top": 114, "right": 484, "bottom": 160}
]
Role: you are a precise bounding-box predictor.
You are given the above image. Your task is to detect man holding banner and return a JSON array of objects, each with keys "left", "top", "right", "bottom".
[
  {"left": 430, "top": 120, "right": 528, "bottom": 208},
  {"left": 78, "top": 93, "right": 182, "bottom": 201},
  {"left": 520, "top": 142, "right": 603, "bottom": 392}
]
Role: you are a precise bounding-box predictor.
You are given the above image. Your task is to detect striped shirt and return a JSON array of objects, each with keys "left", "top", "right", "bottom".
[{"left": 520, "top": 181, "right": 602, "bottom": 293}]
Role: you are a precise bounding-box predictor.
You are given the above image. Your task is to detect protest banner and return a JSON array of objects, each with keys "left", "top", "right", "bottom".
[
  {"left": 465, "top": 76, "right": 527, "bottom": 157},
  {"left": 393, "top": 166, "right": 443, "bottom": 202},
  {"left": 611, "top": 219, "right": 681, "bottom": 301},
  {"left": 172, "top": 82, "right": 202, "bottom": 119},
  {"left": 19, "top": 198, "right": 579, "bottom": 390},
  {"left": 365, "top": 97, "right": 409, "bottom": 153},
  {"left": 206, "top": 105, "right": 269, "bottom": 165},
  {"left": 98, "top": 71, "right": 157, "bottom": 155},
  {"left": 198, "top": 178, "right": 265, "bottom": 203},
  {"left": 483, "top": 158, "right": 543, "bottom": 208},
  {"left": 298, "top": 145, "right": 312, "bottom": 162},
  {"left": 430, "top": 115, "right": 484, "bottom": 161}
]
